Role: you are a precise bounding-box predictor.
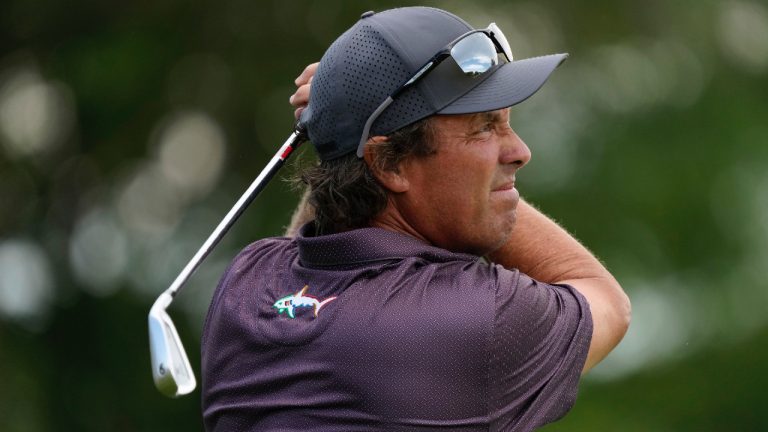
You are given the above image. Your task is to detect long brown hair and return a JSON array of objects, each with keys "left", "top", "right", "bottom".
[{"left": 299, "top": 117, "right": 436, "bottom": 235}]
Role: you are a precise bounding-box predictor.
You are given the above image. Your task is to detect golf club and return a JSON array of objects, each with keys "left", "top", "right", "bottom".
[{"left": 148, "top": 124, "right": 308, "bottom": 397}]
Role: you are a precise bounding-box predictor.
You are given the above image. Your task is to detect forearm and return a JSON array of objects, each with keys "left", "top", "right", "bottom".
[{"left": 487, "top": 199, "right": 613, "bottom": 284}]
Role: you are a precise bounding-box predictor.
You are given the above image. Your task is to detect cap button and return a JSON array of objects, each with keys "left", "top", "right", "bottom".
[{"left": 360, "top": 11, "right": 375, "bottom": 19}]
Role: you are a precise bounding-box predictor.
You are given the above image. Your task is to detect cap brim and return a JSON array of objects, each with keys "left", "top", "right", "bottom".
[{"left": 437, "top": 53, "right": 568, "bottom": 115}]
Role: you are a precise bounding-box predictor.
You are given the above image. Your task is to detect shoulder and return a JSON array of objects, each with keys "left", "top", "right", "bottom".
[
  {"left": 492, "top": 263, "right": 590, "bottom": 311},
  {"left": 202, "top": 236, "right": 295, "bottom": 340},
  {"left": 489, "top": 263, "right": 592, "bottom": 369},
  {"left": 487, "top": 267, "right": 593, "bottom": 427},
  {"left": 400, "top": 255, "right": 503, "bottom": 292},
  {"left": 211, "top": 236, "right": 295, "bottom": 305},
  {"left": 227, "top": 236, "right": 295, "bottom": 273}
]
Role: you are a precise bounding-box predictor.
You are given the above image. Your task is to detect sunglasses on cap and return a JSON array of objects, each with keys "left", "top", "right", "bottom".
[{"left": 356, "top": 23, "right": 513, "bottom": 157}]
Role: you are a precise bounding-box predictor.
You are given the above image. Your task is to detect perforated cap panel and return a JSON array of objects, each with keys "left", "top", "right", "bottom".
[
  {"left": 301, "top": 7, "right": 471, "bottom": 161},
  {"left": 305, "top": 23, "right": 433, "bottom": 161}
]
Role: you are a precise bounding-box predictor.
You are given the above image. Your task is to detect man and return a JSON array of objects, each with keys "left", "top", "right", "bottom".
[{"left": 201, "top": 6, "right": 630, "bottom": 431}]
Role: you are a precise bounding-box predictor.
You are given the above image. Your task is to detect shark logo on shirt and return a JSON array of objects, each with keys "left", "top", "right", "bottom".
[{"left": 273, "top": 285, "right": 337, "bottom": 319}]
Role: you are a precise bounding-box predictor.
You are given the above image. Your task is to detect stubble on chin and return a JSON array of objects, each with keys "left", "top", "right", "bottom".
[{"left": 483, "top": 210, "right": 517, "bottom": 256}]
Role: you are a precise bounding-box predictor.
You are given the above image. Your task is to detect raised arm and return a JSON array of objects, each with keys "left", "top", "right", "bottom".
[{"left": 487, "top": 199, "right": 631, "bottom": 373}]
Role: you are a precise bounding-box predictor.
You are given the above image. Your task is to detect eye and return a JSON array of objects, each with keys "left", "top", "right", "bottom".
[{"left": 475, "top": 122, "right": 493, "bottom": 134}]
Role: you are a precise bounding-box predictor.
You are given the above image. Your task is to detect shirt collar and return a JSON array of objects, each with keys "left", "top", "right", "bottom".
[{"left": 296, "top": 222, "right": 479, "bottom": 268}]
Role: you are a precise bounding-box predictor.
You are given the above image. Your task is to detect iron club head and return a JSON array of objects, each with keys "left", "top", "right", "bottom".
[{"left": 148, "top": 292, "right": 196, "bottom": 397}]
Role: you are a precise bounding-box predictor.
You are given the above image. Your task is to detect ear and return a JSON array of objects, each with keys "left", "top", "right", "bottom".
[{"left": 363, "top": 136, "right": 410, "bottom": 193}]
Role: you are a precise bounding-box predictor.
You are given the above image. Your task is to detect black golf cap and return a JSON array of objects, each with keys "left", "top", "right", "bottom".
[{"left": 301, "top": 6, "right": 568, "bottom": 161}]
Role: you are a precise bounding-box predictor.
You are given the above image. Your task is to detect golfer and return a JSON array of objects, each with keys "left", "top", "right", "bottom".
[{"left": 201, "top": 6, "right": 630, "bottom": 431}]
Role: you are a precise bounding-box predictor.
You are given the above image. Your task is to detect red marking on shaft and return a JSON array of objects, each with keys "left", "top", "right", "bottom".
[{"left": 280, "top": 145, "right": 293, "bottom": 160}]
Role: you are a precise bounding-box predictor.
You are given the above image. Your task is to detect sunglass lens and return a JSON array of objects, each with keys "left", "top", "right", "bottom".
[{"left": 450, "top": 32, "right": 498, "bottom": 76}]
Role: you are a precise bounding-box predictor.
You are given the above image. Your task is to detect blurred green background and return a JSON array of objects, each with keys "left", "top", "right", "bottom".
[{"left": 1, "top": 0, "right": 766, "bottom": 430}]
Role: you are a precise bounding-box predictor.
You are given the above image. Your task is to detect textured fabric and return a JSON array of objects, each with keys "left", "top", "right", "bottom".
[{"left": 201, "top": 224, "right": 592, "bottom": 431}]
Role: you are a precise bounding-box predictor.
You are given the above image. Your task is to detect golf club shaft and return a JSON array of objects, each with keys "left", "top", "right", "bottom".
[{"left": 164, "top": 127, "right": 307, "bottom": 299}]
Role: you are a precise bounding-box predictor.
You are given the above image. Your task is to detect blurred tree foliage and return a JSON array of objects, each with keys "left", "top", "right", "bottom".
[{"left": 1, "top": 0, "right": 766, "bottom": 430}]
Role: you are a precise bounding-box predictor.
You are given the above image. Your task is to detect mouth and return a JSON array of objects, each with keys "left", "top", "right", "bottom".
[
  {"left": 492, "top": 182, "right": 515, "bottom": 192},
  {"left": 491, "top": 178, "right": 519, "bottom": 205},
  {"left": 491, "top": 176, "right": 517, "bottom": 192}
]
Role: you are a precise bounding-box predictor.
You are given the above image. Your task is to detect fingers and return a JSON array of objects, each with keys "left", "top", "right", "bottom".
[
  {"left": 290, "top": 62, "right": 319, "bottom": 120},
  {"left": 290, "top": 82, "right": 312, "bottom": 120},
  {"left": 294, "top": 62, "right": 319, "bottom": 86},
  {"left": 289, "top": 81, "right": 311, "bottom": 106}
]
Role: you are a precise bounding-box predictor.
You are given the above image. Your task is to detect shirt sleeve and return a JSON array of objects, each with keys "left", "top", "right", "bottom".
[{"left": 488, "top": 267, "right": 593, "bottom": 432}]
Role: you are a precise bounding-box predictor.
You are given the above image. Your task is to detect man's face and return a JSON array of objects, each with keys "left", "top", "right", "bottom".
[{"left": 393, "top": 108, "right": 531, "bottom": 256}]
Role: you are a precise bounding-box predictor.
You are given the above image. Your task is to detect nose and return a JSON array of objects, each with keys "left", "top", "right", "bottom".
[{"left": 499, "top": 127, "right": 531, "bottom": 168}]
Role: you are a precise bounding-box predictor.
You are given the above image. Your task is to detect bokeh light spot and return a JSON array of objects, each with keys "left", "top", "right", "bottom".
[
  {"left": 156, "top": 111, "right": 226, "bottom": 199},
  {"left": 68, "top": 208, "right": 129, "bottom": 296},
  {"left": 717, "top": 0, "right": 768, "bottom": 73},
  {"left": 116, "top": 162, "right": 182, "bottom": 241},
  {"left": 0, "top": 239, "right": 54, "bottom": 330},
  {"left": 0, "top": 66, "right": 75, "bottom": 159}
]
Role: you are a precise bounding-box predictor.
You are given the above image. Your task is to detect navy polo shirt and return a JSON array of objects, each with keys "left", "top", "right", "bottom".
[{"left": 201, "top": 223, "right": 592, "bottom": 431}]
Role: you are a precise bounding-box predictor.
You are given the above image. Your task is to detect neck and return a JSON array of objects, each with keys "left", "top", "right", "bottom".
[{"left": 369, "top": 198, "right": 430, "bottom": 246}]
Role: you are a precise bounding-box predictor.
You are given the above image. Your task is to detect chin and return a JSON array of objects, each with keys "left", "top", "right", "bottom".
[
  {"left": 463, "top": 229, "right": 515, "bottom": 257},
  {"left": 487, "top": 218, "right": 517, "bottom": 253},
  {"left": 443, "top": 214, "right": 517, "bottom": 256}
]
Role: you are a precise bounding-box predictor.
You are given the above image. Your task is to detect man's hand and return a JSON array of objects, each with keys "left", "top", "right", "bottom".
[{"left": 290, "top": 62, "right": 319, "bottom": 120}]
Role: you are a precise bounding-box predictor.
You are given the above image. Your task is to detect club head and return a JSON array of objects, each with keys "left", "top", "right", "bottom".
[{"left": 148, "top": 293, "right": 196, "bottom": 397}]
